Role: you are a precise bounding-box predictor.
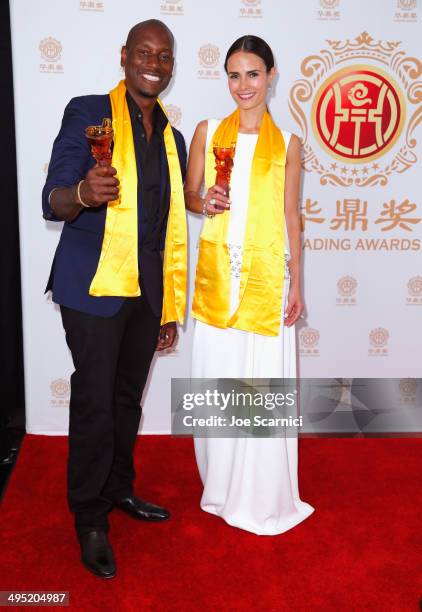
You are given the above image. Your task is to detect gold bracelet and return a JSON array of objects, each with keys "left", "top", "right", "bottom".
[{"left": 76, "top": 180, "right": 90, "bottom": 208}]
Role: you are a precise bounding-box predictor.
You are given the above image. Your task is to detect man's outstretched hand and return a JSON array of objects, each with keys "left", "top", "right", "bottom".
[
  {"left": 50, "top": 161, "right": 120, "bottom": 222},
  {"left": 79, "top": 161, "right": 120, "bottom": 207}
]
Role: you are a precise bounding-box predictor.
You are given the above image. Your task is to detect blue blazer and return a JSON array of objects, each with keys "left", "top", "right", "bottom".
[{"left": 42, "top": 94, "right": 187, "bottom": 317}]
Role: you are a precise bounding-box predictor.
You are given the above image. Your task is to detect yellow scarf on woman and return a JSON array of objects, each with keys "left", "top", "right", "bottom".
[
  {"left": 88, "top": 80, "right": 187, "bottom": 325},
  {"left": 192, "top": 108, "right": 286, "bottom": 336}
]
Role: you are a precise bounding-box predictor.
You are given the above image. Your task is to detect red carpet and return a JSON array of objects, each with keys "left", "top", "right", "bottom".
[{"left": 0, "top": 436, "right": 421, "bottom": 611}]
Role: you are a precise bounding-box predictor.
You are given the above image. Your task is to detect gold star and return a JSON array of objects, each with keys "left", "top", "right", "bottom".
[
  {"left": 362, "top": 166, "right": 369, "bottom": 175},
  {"left": 372, "top": 163, "right": 379, "bottom": 170},
  {"left": 330, "top": 163, "right": 338, "bottom": 171},
  {"left": 341, "top": 166, "right": 348, "bottom": 175},
  {"left": 351, "top": 168, "right": 358, "bottom": 176}
]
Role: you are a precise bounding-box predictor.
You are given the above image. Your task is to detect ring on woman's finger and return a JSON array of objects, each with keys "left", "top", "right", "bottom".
[{"left": 210, "top": 198, "right": 216, "bottom": 205}]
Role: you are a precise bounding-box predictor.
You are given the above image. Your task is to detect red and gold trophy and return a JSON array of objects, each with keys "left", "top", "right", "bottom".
[
  {"left": 85, "top": 118, "right": 114, "bottom": 164},
  {"left": 213, "top": 142, "right": 236, "bottom": 210}
]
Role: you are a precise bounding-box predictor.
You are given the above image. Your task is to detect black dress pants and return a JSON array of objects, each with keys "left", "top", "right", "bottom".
[{"left": 60, "top": 295, "right": 161, "bottom": 535}]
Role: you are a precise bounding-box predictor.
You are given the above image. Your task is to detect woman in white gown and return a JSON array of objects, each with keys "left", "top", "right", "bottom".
[{"left": 184, "top": 35, "right": 314, "bottom": 535}]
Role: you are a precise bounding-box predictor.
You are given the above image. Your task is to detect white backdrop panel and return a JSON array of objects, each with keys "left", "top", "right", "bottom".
[{"left": 9, "top": 0, "right": 422, "bottom": 434}]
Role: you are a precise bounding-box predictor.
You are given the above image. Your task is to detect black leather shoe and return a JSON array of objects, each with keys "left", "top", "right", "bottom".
[
  {"left": 78, "top": 530, "right": 116, "bottom": 579},
  {"left": 114, "top": 496, "right": 170, "bottom": 522}
]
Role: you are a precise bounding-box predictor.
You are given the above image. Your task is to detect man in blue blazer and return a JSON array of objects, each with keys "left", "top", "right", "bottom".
[{"left": 42, "top": 20, "right": 186, "bottom": 579}]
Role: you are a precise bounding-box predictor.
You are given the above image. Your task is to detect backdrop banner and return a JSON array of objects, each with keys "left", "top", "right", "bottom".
[{"left": 10, "top": 0, "right": 422, "bottom": 434}]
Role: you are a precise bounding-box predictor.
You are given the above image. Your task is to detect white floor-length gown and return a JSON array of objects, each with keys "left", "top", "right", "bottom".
[{"left": 192, "top": 120, "right": 315, "bottom": 535}]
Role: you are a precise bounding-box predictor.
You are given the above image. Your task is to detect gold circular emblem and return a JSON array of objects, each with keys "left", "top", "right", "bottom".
[
  {"left": 50, "top": 378, "right": 70, "bottom": 398},
  {"left": 369, "top": 327, "right": 389, "bottom": 348},
  {"left": 199, "top": 44, "right": 220, "bottom": 69},
  {"left": 311, "top": 65, "right": 405, "bottom": 164},
  {"left": 399, "top": 378, "right": 417, "bottom": 396},
  {"left": 408, "top": 276, "right": 422, "bottom": 296},
  {"left": 39, "top": 37, "right": 62, "bottom": 62},
  {"left": 320, "top": 0, "right": 339, "bottom": 8},
  {"left": 337, "top": 276, "right": 357, "bottom": 297},
  {"left": 300, "top": 327, "right": 320, "bottom": 348},
  {"left": 166, "top": 104, "right": 182, "bottom": 127},
  {"left": 398, "top": 0, "right": 416, "bottom": 9}
]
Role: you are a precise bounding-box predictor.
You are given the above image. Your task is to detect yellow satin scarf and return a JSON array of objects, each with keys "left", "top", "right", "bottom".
[
  {"left": 89, "top": 80, "right": 187, "bottom": 325},
  {"left": 192, "top": 108, "right": 286, "bottom": 336}
]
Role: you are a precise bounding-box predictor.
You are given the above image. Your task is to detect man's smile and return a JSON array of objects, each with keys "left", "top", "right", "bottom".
[{"left": 139, "top": 72, "right": 162, "bottom": 83}]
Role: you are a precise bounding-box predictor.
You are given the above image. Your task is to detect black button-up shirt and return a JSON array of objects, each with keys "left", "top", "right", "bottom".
[{"left": 126, "top": 92, "right": 169, "bottom": 258}]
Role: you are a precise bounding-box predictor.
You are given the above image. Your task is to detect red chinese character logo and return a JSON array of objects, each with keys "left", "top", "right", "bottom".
[{"left": 312, "top": 66, "right": 404, "bottom": 163}]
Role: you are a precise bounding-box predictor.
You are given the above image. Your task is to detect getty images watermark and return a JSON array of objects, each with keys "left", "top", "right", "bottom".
[
  {"left": 171, "top": 378, "right": 422, "bottom": 437},
  {"left": 172, "top": 379, "right": 302, "bottom": 437},
  {"left": 183, "top": 388, "right": 301, "bottom": 428}
]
